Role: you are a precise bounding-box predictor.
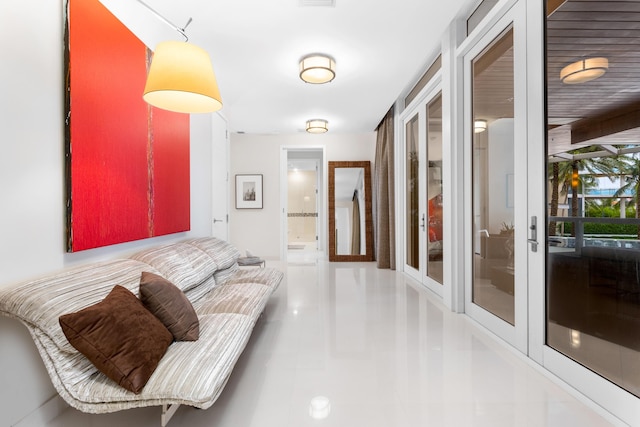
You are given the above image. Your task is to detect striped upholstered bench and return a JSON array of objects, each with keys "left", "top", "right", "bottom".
[{"left": 0, "top": 237, "right": 282, "bottom": 426}]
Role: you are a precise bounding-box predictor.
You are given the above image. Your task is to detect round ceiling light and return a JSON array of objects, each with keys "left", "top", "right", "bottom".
[
  {"left": 299, "top": 54, "right": 336, "bottom": 84},
  {"left": 474, "top": 119, "right": 487, "bottom": 133},
  {"left": 306, "top": 119, "right": 329, "bottom": 133},
  {"left": 560, "top": 57, "right": 609, "bottom": 84}
]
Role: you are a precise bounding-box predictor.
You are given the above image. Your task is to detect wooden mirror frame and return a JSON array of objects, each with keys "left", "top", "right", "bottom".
[{"left": 328, "top": 161, "right": 374, "bottom": 262}]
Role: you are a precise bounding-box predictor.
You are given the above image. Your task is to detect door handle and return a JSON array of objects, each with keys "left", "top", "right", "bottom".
[
  {"left": 420, "top": 213, "right": 426, "bottom": 231},
  {"left": 213, "top": 218, "right": 224, "bottom": 223},
  {"left": 528, "top": 216, "right": 538, "bottom": 252}
]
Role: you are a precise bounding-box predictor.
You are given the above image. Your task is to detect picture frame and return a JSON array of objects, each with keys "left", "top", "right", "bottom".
[{"left": 235, "top": 174, "right": 263, "bottom": 209}]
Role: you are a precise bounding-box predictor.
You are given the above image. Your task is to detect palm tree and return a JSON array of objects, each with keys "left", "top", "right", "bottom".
[
  {"left": 548, "top": 162, "right": 559, "bottom": 236},
  {"left": 551, "top": 147, "right": 623, "bottom": 236},
  {"left": 613, "top": 155, "right": 640, "bottom": 239}
]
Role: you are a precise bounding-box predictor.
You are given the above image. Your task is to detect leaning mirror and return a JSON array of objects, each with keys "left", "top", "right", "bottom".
[{"left": 328, "top": 161, "right": 374, "bottom": 261}]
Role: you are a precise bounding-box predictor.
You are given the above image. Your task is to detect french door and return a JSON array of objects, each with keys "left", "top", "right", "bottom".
[
  {"left": 462, "top": 0, "right": 532, "bottom": 354},
  {"left": 403, "top": 84, "right": 445, "bottom": 297}
]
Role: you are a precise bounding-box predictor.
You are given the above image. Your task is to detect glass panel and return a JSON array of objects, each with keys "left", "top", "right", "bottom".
[
  {"left": 546, "top": 0, "right": 640, "bottom": 398},
  {"left": 427, "top": 93, "right": 443, "bottom": 284},
  {"left": 288, "top": 168, "right": 317, "bottom": 250},
  {"left": 406, "top": 114, "right": 420, "bottom": 269},
  {"left": 472, "top": 27, "right": 515, "bottom": 325},
  {"left": 467, "top": 0, "right": 499, "bottom": 35}
]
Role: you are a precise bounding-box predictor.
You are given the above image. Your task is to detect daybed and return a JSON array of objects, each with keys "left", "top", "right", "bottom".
[{"left": 0, "top": 237, "right": 283, "bottom": 426}]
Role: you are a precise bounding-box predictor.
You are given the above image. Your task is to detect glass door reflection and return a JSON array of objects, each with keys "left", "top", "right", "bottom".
[{"left": 472, "top": 27, "right": 515, "bottom": 325}]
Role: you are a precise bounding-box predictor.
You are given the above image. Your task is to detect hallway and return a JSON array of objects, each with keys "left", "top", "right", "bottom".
[{"left": 48, "top": 260, "right": 620, "bottom": 426}]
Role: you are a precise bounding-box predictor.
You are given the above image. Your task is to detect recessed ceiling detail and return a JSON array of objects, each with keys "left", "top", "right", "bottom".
[{"left": 299, "top": 0, "right": 335, "bottom": 7}]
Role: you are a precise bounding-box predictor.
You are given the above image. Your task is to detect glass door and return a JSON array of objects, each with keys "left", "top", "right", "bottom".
[
  {"left": 464, "top": 2, "right": 528, "bottom": 353},
  {"left": 403, "top": 86, "right": 445, "bottom": 296}
]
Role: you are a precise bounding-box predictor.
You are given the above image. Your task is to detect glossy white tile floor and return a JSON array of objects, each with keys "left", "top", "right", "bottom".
[{"left": 48, "top": 258, "right": 624, "bottom": 427}]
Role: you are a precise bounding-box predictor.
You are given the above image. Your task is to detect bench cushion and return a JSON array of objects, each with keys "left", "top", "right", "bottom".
[{"left": 130, "top": 243, "right": 217, "bottom": 293}]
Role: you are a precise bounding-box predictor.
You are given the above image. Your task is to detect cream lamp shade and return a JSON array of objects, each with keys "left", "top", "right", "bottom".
[
  {"left": 300, "top": 54, "right": 336, "bottom": 84},
  {"left": 143, "top": 41, "right": 222, "bottom": 113},
  {"left": 474, "top": 119, "right": 487, "bottom": 133},
  {"left": 306, "top": 119, "right": 329, "bottom": 133},
  {"left": 560, "top": 57, "right": 609, "bottom": 84}
]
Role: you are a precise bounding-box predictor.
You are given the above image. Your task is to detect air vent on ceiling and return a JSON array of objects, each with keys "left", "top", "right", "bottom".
[{"left": 299, "top": 0, "right": 335, "bottom": 7}]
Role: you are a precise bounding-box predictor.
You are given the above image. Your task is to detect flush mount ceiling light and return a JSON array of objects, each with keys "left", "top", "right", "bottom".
[
  {"left": 306, "top": 119, "right": 329, "bottom": 133},
  {"left": 299, "top": 54, "right": 336, "bottom": 84},
  {"left": 474, "top": 119, "right": 487, "bottom": 133},
  {"left": 138, "top": 0, "right": 222, "bottom": 113},
  {"left": 560, "top": 57, "right": 609, "bottom": 84}
]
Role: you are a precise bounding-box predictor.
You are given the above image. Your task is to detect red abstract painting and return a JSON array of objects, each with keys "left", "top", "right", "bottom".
[{"left": 64, "top": 0, "right": 190, "bottom": 252}]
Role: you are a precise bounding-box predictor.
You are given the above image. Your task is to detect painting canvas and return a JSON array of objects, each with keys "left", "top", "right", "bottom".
[
  {"left": 236, "top": 175, "right": 263, "bottom": 209},
  {"left": 64, "top": 0, "right": 190, "bottom": 252}
]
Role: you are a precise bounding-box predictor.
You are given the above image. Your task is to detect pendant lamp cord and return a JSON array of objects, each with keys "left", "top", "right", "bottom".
[{"left": 135, "top": 0, "right": 192, "bottom": 41}]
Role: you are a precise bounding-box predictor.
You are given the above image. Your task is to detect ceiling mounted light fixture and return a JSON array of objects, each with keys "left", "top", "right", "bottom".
[
  {"left": 137, "top": 0, "right": 222, "bottom": 113},
  {"left": 560, "top": 57, "right": 609, "bottom": 84},
  {"left": 300, "top": 54, "right": 336, "bottom": 84},
  {"left": 306, "top": 119, "right": 329, "bottom": 133},
  {"left": 474, "top": 119, "right": 487, "bottom": 133}
]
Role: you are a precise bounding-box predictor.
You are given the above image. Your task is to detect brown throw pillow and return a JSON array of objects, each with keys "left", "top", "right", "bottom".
[
  {"left": 59, "top": 285, "right": 173, "bottom": 394},
  {"left": 139, "top": 271, "right": 200, "bottom": 341}
]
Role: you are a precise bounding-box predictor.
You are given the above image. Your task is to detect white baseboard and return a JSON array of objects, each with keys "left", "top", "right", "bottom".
[{"left": 13, "top": 395, "right": 68, "bottom": 427}]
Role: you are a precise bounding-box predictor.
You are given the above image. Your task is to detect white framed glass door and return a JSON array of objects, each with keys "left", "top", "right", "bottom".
[
  {"left": 402, "top": 84, "right": 445, "bottom": 297},
  {"left": 462, "top": 0, "right": 529, "bottom": 353}
]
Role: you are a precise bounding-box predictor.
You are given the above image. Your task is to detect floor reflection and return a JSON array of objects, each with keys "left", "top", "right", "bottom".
[{"left": 49, "top": 260, "right": 615, "bottom": 427}]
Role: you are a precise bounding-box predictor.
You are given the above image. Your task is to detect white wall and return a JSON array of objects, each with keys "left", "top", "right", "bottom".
[
  {"left": 230, "top": 132, "right": 376, "bottom": 259},
  {"left": 0, "top": 2, "right": 221, "bottom": 424}
]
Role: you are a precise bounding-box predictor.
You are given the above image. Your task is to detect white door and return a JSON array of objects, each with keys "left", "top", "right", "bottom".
[
  {"left": 462, "top": 1, "right": 529, "bottom": 354},
  {"left": 401, "top": 83, "right": 444, "bottom": 298},
  {"left": 211, "top": 113, "right": 229, "bottom": 240}
]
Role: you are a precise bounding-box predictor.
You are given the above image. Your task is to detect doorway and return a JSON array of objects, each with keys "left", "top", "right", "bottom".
[{"left": 280, "top": 147, "right": 325, "bottom": 262}]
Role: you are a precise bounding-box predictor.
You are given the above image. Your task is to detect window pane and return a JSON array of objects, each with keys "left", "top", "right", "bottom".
[
  {"left": 427, "top": 94, "right": 443, "bottom": 284},
  {"left": 546, "top": 0, "right": 640, "bottom": 398},
  {"left": 406, "top": 114, "right": 420, "bottom": 269},
  {"left": 472, "top": 27, "right": 515, "bottom": 325}
]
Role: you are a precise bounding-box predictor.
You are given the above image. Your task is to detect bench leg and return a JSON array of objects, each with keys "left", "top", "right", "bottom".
[{"left": 161, "top": 403, "right": 180, "bottom": 427}]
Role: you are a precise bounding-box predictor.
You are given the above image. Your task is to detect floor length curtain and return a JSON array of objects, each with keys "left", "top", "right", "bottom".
[
  {"left": 351, "top": 191, "right": 361, "bottom": 255},
  {"left": 374, "top": 107, "right": 395, "bottom": 269}
]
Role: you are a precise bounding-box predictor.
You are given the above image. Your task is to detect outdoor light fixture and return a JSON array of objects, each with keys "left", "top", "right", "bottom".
[
  {"left": 560, "top": 57, "right": 609, "bottom": 84},
  {"left": 137, "top": 0, "right": 222, "bottom": 113},
  {"left": 474, "top": 119, "right": 487, "bottom": 133},
  {"left": 299, "top": 54, "right": 336, "bottom": 84},
  {"left": 306, "top": 119, "right": 329, "bottom": 133}
]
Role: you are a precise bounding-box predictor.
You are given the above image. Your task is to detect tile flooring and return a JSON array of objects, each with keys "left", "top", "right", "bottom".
[{"left": 48, "top": 256, "right": 624, "bottom": 427}]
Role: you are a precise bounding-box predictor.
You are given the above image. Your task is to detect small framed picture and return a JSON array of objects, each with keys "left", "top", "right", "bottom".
[{"left": 235, "top": 174, "right": 263, "bottom": 209}]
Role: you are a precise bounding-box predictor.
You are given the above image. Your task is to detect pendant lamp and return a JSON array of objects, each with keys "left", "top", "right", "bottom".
[{"left": 143, "top": 41, "right": 222, "bottom": 113}]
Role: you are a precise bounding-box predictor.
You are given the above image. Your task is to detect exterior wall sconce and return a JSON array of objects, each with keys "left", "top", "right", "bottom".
[
  {"left": 560, "top": 57, "right": 609, "bottom": 84},
  {"left": 474, "top": 119, "right": 487, "bottom": 133},
  {"left": 299, "top": 54, "right": 336, "bottom": 84},
  {"left": 306, "top": 119, "right": 329, "bottom": 133}
]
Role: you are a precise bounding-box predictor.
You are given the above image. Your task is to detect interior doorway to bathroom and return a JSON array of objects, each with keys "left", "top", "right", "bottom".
[{"left": 281, "top": 147, "right": 324, "bottom": 262}]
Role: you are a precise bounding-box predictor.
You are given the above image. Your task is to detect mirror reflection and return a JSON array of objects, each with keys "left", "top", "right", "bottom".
[
  {"left": 328, "top": 161, "right": 373, "bottom": 261},
  {"left": 334, "top": 167, "right": 366, "bottom": 255}
]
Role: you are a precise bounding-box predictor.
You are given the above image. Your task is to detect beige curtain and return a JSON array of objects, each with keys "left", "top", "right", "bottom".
[
  {"left": 351, "top": 191, "right": 361, "bottom": 255},
  {"left": 373, "top": 107, "right": 395, "bottom": 269}
]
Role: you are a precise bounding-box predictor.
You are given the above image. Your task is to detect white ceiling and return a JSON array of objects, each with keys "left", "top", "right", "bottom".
[{"left": 99, "top": 0, "right": 474, "bottom": 134}]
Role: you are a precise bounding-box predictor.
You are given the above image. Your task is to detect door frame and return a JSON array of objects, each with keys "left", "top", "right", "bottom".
[{"left": 279, "top": 145, "right": 326, "bottom": 261}]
